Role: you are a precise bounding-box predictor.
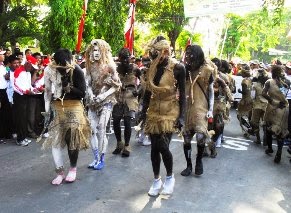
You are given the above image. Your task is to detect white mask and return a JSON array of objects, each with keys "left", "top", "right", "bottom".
[{"left": 93, "top": 47, "right": 101, "bottom": 61}]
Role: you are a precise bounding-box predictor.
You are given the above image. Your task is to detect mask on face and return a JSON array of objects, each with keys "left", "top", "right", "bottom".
[
  {"left": 119, "top": 54, "right": 130, "bottom": 65},
  {"left": 184, "top": 49, "right": 193, "bottom": 68},
  {"left": 149, "top": 49, "right": 159, "bottom": 60},
  {"left": 93, "top": 46, "right": 101, "bottom": 61}
]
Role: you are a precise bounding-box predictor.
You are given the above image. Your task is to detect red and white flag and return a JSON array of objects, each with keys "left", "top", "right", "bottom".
[
  {"left": 76, "top": 0, "right": 88, "bottom": 53},
  {"left": 124, "top": 0, "right": 136, "bottom": 55},
  {"left": 182, "top": 37, "right": 192, "bottom": 62}
]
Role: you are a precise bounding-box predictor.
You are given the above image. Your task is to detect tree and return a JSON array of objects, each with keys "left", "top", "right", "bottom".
[
  {"left": 137, "top": 0, "right": 188, "bottom": 53},
  {"left": 176, "top": 29, "right": 202, "bottom": 58},
  {"left": 219, "top": 8, "right": 288, "bottom": 61},
  {"left": 83, "top": 0, "right": 128, "bottom": 55},
  {"left": 0, "top": 5, "right": 41, "bottom": 50},
  {"left": 41, "top": 0, "right": 83, "bottom": 53}
]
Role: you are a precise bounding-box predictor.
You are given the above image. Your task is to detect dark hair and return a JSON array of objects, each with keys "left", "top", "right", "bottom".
[
  {"left": 118, "top": 48, "right": 130, "bottom": 59},
  {"left": 186, "top": 44, "right": 205, "bottom": 70},
  {"left": 54, "top": 48, "right": 72, "bottom": 66},
  {"left": 25, "top": 49, "right": 31, "bottom": 54},
  {"left": 221, "top": 60, "right": 231, "bottom": 74},
  {"left": 15, "top": 52, "right": 23, "bottom": 56},
  {"left": 211, "top": 58, "right": 221, "bottom": 70},
  {"left": 32, "top": 52, "right": 41, "bottom": 58},
  {"left": 8, "top": 55, "right": 19, "bottom": 63},
  {"left": 271, "top": 65, "right": 283, "bottom": 79},
  {"left": 155, "top": 35, "right": 166, "bottom": 43}
]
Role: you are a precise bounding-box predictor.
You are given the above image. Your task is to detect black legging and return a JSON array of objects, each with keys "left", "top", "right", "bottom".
[
  {"left": 150, "top": 133, "right": 173, "bottom": 178},
  {"left": 288, "top": 99, "right": 291, "bottom": 136},
  {"left": 113, "top": 116, "right": 132, "bottom": 146},
  {"left": 65, "top": 129, "right": 78, "bottom": 167}
]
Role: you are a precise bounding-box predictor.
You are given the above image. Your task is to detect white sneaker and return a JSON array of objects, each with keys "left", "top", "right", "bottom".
[
  {"left": 148, "top": 178, "right": 163, "bottom": 197},
  {"left": 12, "top": 134, "right": 17, "bottom": 139},
  {"left": 142, "top": 137, "right": 151, "bottom": 146},
  {"left": 216, "top": 134, "right": 222, "bottom": 148},
  {"left": 24, "top": 138, "right": 32, "bottom": 144},
  {"left": 160, "top": 174, "right": 175, "bottom": 195},
  {"left": 16, "top": 140, "right": 28, "bottom": 146},
  {"left": 43, "top": 133, "right": 49, "bottom": 138}
]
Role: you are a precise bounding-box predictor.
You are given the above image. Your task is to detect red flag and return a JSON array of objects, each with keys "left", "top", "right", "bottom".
[
  {"left": 124, "top": 0, "right": 136, "bottom": 55},
  {"left": 186, "top": 37, "right": 191, "bottom": 47},
  {"left": 182, "top": 37, "right": 192, "bottom": 62},
  {"left": 76, "top": 0, "right": 88, "bottom": 53}
]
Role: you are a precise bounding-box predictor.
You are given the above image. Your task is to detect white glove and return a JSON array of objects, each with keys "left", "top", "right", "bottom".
[
  {"left": 94, "top": 93, "right": 106, "bottom": 103},
  {"left": 206, "top": 110, "right": 213, "bottom": 118}
]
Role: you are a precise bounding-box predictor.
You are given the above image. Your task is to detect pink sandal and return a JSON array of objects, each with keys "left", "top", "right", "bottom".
[
  {"left": 65, "top": 167, "right": 77, "bottom": 183},
  {"left": 51, "top": 173, "right": 65, "bottom": 185}
]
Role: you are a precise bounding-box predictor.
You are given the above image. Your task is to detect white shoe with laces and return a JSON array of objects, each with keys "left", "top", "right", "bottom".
[
  {"left": 16, "top": 140, "right": 28, "bottom": 146},
  {"left": 24, "top": 138, "right": 32, "bottom": 144},
  {"left": 160, "top": 174, "right": 175, "bottom": 195},
  {"left": 148, "top": 178, "right": 163, "bottom": 197}
]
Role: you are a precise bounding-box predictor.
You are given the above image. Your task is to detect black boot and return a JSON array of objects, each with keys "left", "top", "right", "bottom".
[
  {"left": 265, "top": 130, "right": 273, "bottom": 154},
  {"left": 274, "top": 152, "right": 281, "bottom": 163},
  {"left": 254, "top": 131, "right": 261, "bottom": 144},
  {"left": 181, "top": 143, "right": 192, "bottom": 176},
  {"left": 195, "top": 145, "right": 204, "bottom": 176},
  {"left": 112, "top": 141, "right": 124, "bottom": 154},
  {"left": 262, "top": 125, "right": 267, "bottom": 146},
  {"left": 274, "top": 139, "right": 283, "bottom": 164},
  {"left": 209, "top": 141, "right": 217, "bottom": 158}
]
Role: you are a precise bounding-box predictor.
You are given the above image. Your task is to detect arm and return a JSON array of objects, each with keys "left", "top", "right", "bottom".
[
  {"left": 217, "top": 77, "right": 233, "bottom": 102},
  {"left": 262, "top": 80, "right": 274, "bottom": 104},
  {"left": 174, "top": 63, "right": 186, "bottom": 128},
  {"left": 44, "top": 67, "right": 52, "bottom": 112},
  {"left": 86, "top": 72, "right": 94, "bottom": 101},
  {"left": 96, "top": 68, "right": 122, "bottom": 102},
  {"left": 65, "top": 65, "right": 86, "bottom": 99},
  {"left": 207, "top": 82, "right": 214, "bottom": 118},
  {"left": 140, "top": 90, "right": 152, "bottom": 122}
]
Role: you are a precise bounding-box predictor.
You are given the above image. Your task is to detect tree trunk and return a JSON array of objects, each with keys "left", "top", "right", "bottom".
[{"left": 168, "top": 30, "right": 179, "bottom": 54}]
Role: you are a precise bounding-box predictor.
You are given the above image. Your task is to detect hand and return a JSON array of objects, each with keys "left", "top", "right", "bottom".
[
  {"left": 138, "top": 112, "right": 146, "bottom": 124},
  {"left": 174, "top": 117, "right": 184, "bottom": 131},
  {"left": 238, "top": 88, "right": 242, "bottom": 93},
  {"left": 132, "top": 90, "right": 138, "bottom": 97},
  {"left": 61, "top": 75, "right": 70, "bottom": 87},
  {"left": 94, "top": 93, "right": 106, "bottom": 103},
  {"left": 278, "top": 101, "right": 286, "bottom": 109},
  {"left": 206, "top": 110, "right": 213, "bottom": 119},
  {"left": 4, "top": 73, "right": 10, "bottom": 81},
  {"left": 63, "top": 85, "right": 71, "bottom": 93},
  {"left": 26, "top": 90, "right": 34, "bottom": 95}
]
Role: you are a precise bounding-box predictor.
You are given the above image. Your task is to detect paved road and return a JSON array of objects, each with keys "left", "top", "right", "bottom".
[{"left": 0, "top": 109, "right": 291, "bottom": 213}]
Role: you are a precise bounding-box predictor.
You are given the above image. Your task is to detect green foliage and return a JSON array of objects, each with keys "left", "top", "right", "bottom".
[
  {"left": 41, "top": 0, "right": 83, "bottom": 53},
  {"left": 133, "top": 24, "right": 168, "bottom": 57},
  {"left": 136, "top": 0, "right": 188, "bottom": 52},
  {"left": 219, "top": 8, "right": 289, "bottom": 61},
  {"left": 0, "top": 5, "right": 41, "bottom": 49},
  {"left": 83, "top": 0, "right": 128, "bottom": 56}
]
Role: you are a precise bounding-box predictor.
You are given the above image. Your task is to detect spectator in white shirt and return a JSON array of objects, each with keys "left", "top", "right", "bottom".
[{"left": 13, "top": 55, "right": 39, "bottom": 146}]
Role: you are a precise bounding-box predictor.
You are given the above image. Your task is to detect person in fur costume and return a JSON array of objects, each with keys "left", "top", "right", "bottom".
[
  {"left": 180, "top": 45, "right": 216, "bottom": 177},
  {"left": 43, "top": 48, "right": 91, "bottom": 185},
  {"left": 262, "top": 65, "right": 289, "bottom": 163},
  {"left": 140, "top": 36, "right": 186, "bottom": 196},
  {"left": 85, "top": 39, "right": 121, "bottom": 170},
  {"left": 111, "top": 48, "right": 141, "bottom": 157}
]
